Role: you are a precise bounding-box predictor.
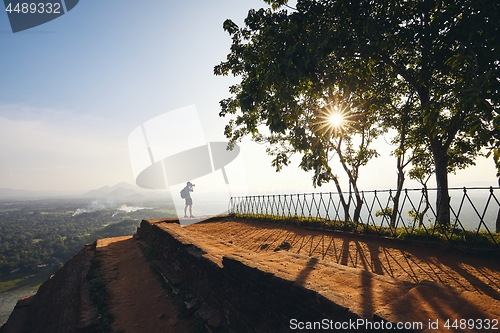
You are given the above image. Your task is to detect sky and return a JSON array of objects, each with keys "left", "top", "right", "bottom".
[{"left": 0, "top": 0, "right": 497, "bottom": 196}]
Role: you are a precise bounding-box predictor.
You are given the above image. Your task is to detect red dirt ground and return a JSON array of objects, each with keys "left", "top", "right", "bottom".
[
  {"left": 97, "top": 236, "right": 192, "bottom": 333},
  {"left": 187, "top": 218, "right": 500, "bottom": 297},
  {"left": 96, "top": 218, "right": 500, "bottom": 333}
]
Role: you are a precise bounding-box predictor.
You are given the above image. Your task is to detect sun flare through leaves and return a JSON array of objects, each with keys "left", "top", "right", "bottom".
[
  {"left": 329, "top": 113, "right": 344, "bottom": 128},
  {"left": 314, "top": 105, "right": 351, "bottom": 138}
]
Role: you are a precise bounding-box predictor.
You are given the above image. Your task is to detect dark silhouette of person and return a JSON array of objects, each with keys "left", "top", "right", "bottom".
[{"left": 183, "top": 181, "right": 194, "bottom": 218}]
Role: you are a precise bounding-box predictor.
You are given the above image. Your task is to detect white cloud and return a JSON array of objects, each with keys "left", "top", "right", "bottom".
[{"left": 0, "top": 105, "right": 134, "bottom": 191}]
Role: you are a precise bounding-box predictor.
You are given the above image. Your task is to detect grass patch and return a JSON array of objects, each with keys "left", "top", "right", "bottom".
[
  {"left": 0, "top": 267, "right": 55, "bottom": 293},
  {"left": 86, "top": 255, "right": 113, "bottom": 333},
  {"left": 232, "top": 213, "right": 500, "bottom": 249}
]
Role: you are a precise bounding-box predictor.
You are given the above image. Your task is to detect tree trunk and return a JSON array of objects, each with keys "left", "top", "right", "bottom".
[
  {"left": 496, "top": 177, "right": 500, "bottom": 233},
  {"left": 496, "top": 210, "right": 500, "bottom": 233},
  {"left": 391, "top": 158, "right": 405, "bottom": 228},
  {"left": 433, "top": 148, "right": 450, "bottom": 226},
  {"left": 353, "top": 193, "right": 363, "bottom": 224},
  {"left": 419, "top": 184, "right": 431, "bottom": 228},
  {"left": 348, "top": 179, "right": 363, "bottom": 223},
  {"left": 391, "top": 192, "right": 400, "bottom": 228},
  {"left": 338, "top": 159, "right": 363, "bottom": 224},
  {"left": 332, "top": 176, "right": 350, "bottom": 223}
]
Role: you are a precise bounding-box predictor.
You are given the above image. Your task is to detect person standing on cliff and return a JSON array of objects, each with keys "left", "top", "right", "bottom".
[{"left": 183, "top": 181, "right": 195, "bottom": 218}]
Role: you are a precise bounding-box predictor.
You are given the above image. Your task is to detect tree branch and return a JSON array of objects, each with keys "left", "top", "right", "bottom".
[{"left": 380, "top": 52, "right": 429, "bottom": 103}]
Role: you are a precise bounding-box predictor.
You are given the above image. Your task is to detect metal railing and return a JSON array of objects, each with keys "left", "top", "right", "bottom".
[{"left": 229, "top": 187, "right": 500, "bottom": 247}]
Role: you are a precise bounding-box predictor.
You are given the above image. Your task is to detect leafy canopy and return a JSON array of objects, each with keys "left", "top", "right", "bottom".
[{"left": 216, "top": 0, "right": 500, "bottom": 188}]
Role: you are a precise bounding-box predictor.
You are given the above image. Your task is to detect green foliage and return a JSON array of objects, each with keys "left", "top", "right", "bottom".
[
  {"left": 0, "top": 199, "right": 174, "bottom": 279},
  {"left": 86, "top": 256, "right": 113, "bottom": 333},
  {"left": 0, "top": 267, "right": 55, "bottom": 293},
  {"left": 215, "top": 2, "right": 389, "bottom": 190},
  {"left": 375, "top": 207, "right": 393, "bottom": 218},
  {"left": 217, "top": 0, "right": 500, "bottom": 226},
  {"left": 486, "top": 148, "right": 500, "bottom": 177},
  {"left": 88, "top": 219, "right": 140, "bottom": 240},
  {"left": 0, "top": 200, "right": 109, "bottom": 276},
  {"left": 408, "top": 209, "right": 427, "bottom": 221}
]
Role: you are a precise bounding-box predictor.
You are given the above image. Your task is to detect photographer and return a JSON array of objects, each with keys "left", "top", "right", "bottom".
[{"left": 183, "top": 181, "right": 195, "bottom": 218}]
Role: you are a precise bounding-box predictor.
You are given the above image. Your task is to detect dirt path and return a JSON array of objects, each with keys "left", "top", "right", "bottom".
[
  {"left": 96, "top": 236, "right": 192, "bottom": 333},
  {"left": 188, "top": 219, "right": 500, "bottom": 300}
]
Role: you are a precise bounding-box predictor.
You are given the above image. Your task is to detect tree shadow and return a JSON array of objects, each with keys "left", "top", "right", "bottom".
[{"left": 295, "top": 257, "right": 318, "bottom": 285}]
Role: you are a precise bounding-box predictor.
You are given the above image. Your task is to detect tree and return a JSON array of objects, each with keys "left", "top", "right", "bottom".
[
  {"left": 491, "top": 148, "right": 500, "bottom": 232},
  {"left": 496, "top": 175, "right": 500, "bottom": 233},
  {"left": 217, "top": 0, "right": 500, "bottom": 226},
  {"left": 379, "top": 87, "right": 425, "bottom": 227},
  {"left": 313, "top": 100, "right": 382, "bottom": 222},
  {"left": 215, "top": 4, "right": 388, "bottom": 222},
  {"left": 365, "top": 0, "right": 500, "bottom": 225}
]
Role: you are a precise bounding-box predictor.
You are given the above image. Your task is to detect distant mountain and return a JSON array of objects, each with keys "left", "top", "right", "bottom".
[
  {"left": 0, "top": 188, "right": 32, "bottom": 199},
  {"left": 80, "top": 182, "right": 165, "bottom": 200},
  {"left": 125, "top": 193, "right": 147, "bottom": 201},
  {"left": 111, "top": 182, "right": 146, "bottom": 191},
  {"left": 0, "top": 188, "right": 83, "bottom": 200},
  {"left": 82, "top": 183, "right": 137, "bottom": 198},
  {"left": 109, "top": 187, "right": 140, "bottom": 198},
  {"left": 0, "top": 182, "right": 167, "bottom": 201}
]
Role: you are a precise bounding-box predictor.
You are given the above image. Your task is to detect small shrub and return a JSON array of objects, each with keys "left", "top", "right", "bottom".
[{"left": 86, "top": 257, "right": 114, "bottom": 333}]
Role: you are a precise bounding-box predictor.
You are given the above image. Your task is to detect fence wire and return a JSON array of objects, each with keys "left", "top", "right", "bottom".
[{"left": 229, "top": 187, "right": 500, "bottom": 247}]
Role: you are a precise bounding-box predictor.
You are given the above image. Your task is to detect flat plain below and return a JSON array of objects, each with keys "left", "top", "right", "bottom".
[{"left": 0, "top": 269, "right": 54, "bottom": 326}]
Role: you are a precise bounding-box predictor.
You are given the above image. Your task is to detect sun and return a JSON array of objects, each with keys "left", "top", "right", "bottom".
[
  {"left": 329, "top": 113, "right": 344, "bottom": 128},
  {"left": 313, "top": 104, "right": 351, "bottom": 138}
]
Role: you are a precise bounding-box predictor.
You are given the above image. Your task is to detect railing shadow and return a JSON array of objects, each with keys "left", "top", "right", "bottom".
[{"left": 194, "top": 218, "right": 500, "bottom": 301}]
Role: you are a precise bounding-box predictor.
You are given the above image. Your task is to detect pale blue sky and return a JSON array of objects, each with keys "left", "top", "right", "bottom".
[{"left": 0, "top": 0, "right": 497, "bottom": 194}]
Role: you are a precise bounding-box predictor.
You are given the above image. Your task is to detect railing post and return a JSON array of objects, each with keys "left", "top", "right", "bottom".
[{"left": 230, "top": 187, "right": 498, "bottom": 247}]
